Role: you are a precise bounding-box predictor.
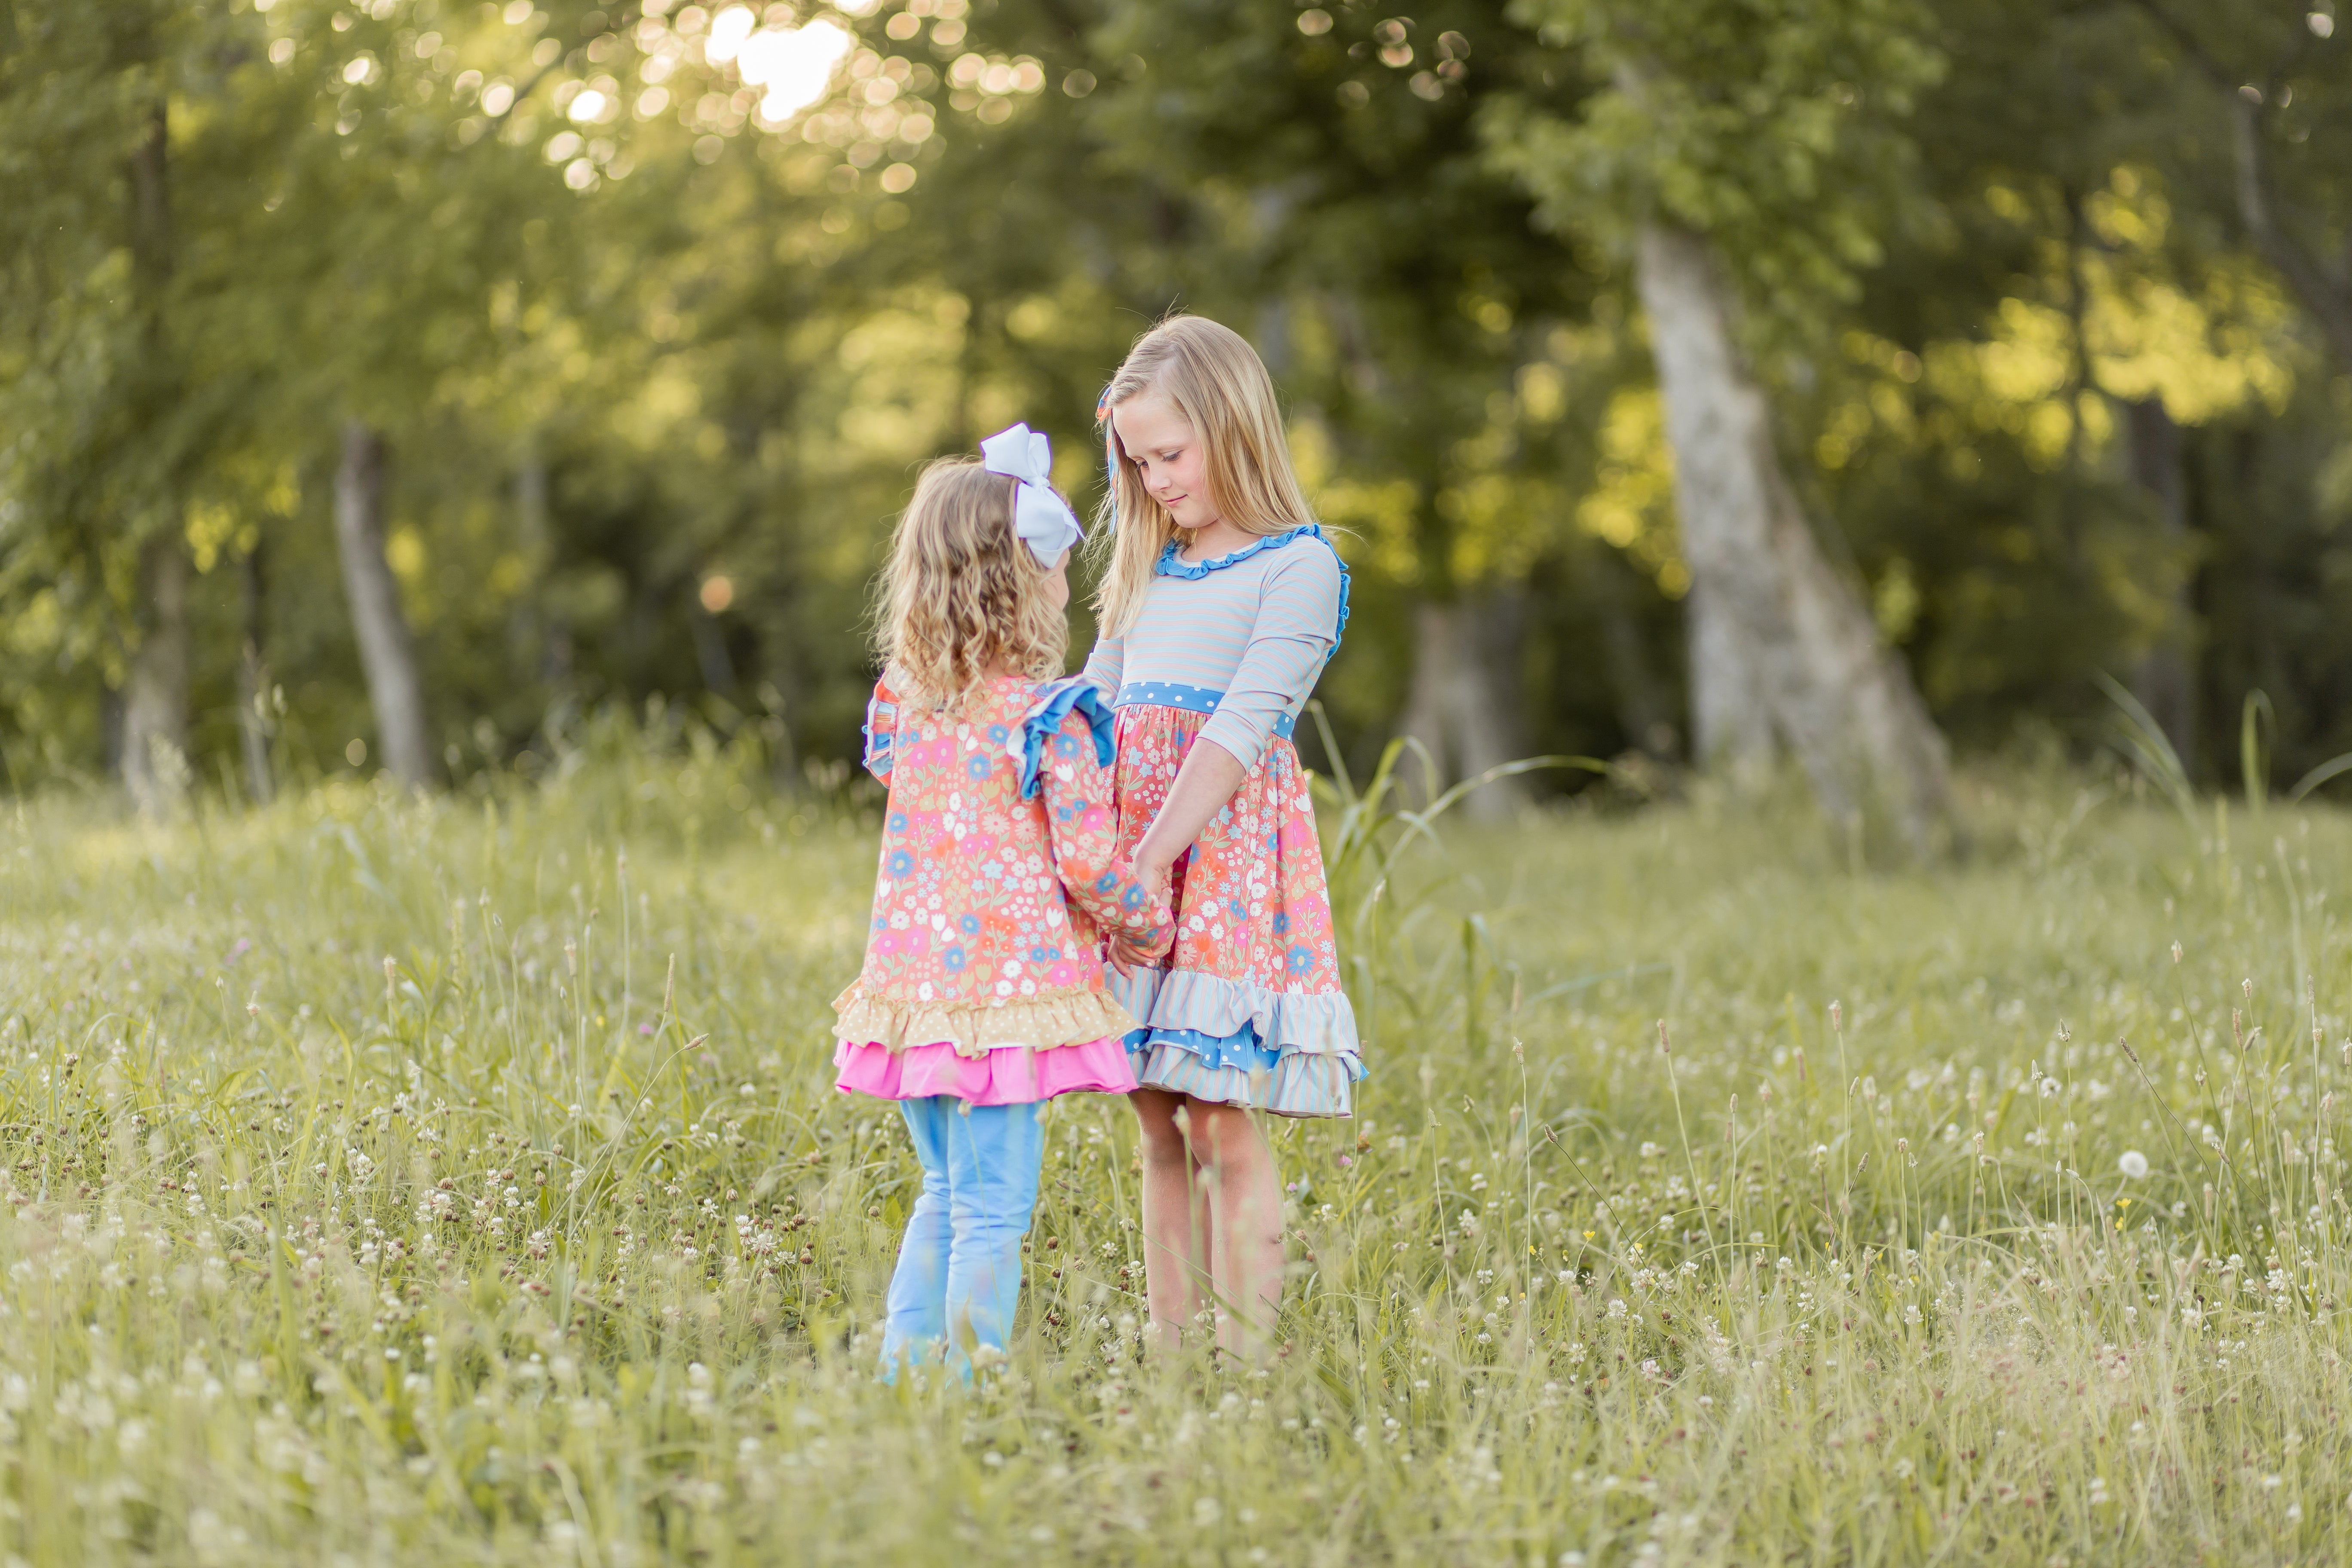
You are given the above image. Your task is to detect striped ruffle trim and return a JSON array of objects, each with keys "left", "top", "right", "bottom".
[
  {"left": 1130, "top": 1042, "right": 1362, "bottom": 1118},
  {"left": 1109, "top": 965, "right": 1363, "bottom": 1118},
  {"left": 1104, "top": 966, "right": 1359, "bottom": 1057}
]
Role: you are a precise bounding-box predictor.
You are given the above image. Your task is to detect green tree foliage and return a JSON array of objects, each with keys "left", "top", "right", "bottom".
[
  {"left": 1, "top": 0, "right": 2349, "bottom": 805},
  {"left": 1488, "top": 0, "right": 1945, "bottom": 320}
]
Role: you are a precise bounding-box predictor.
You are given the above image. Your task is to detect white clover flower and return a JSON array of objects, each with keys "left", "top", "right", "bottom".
[{"left": 2118, "top": 1150, "right": 2150, "bottom": 1180}]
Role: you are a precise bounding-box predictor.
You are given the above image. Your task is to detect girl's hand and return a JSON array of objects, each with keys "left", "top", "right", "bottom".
[
  {"left": 1106, "top": 930, "right": 1164, "bottom": 977},
  {"left": 1105, "top": 854, "right": 1176, "bottom": 978}
]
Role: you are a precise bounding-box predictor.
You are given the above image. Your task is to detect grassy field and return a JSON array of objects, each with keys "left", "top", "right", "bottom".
[{"left": 2, "top": 737, "right": 2349, "bottom": 1566}]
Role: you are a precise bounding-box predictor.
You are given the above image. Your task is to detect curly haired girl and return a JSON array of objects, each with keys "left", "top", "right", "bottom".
[{"left": 833, "top": 426, "right": 1173, "bottom": 1375}]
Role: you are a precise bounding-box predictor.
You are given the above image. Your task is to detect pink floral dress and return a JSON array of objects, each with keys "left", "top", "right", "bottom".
[
  {"left": 1084, "top": 524, "right": 1363, "bottom": 1118},
  {"left": 832, "top": 674, "right": 1173, "bottom": 1104}
]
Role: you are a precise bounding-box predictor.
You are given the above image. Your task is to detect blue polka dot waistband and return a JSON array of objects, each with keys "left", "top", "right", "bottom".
[{"left": 1114, "top": 682, "right": 1296, "bottom": 739}]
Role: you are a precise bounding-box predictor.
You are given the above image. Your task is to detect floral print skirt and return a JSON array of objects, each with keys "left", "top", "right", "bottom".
[{"left": 1105, "top": 704, "right": 1363, "bottom": 1118}]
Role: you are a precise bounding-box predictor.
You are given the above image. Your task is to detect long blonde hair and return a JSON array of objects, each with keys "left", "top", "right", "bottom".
[
  {"left": 876, "top": 459, "right": 1068, "bottom": 714},
  {"left": 1090, "top": 315, "right": 1319, "bottom": 638}
]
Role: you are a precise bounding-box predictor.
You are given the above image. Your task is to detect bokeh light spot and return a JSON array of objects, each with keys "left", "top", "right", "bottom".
[
  {"left": 741, "top": 19, "right": 853, "bottom": 120},
  {"left": 707, "top": 6, "right": 756, "bottom": 62},
  {"left": 700, "top": 576, "right": 735, "bottom": 614}
]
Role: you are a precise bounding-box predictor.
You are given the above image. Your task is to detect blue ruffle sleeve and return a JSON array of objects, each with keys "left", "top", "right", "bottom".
[
  {"left": 1016, "top": 675, "right": 1117, "bottom": 799},
  {"left": 861, "top": 685, "right": 898, "bottom": 780}
]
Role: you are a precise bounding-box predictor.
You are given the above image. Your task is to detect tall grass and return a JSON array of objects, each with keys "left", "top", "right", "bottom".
[{"left": 1, "top": 736, "right": 2349, "bottom": 1565}]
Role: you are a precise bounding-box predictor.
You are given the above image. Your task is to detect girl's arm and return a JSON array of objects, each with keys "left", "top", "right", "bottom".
[
  {"left": 1028, "top": 689, "right": 1174, "bottom": 953},
  {"left": 1081, "top": 633, "right": 1125, "bottom": 698},
  {"left": 1108, "top": 545, "right": 1341, "bottom": 971},
  {"left": 1129, "top": 738, "right": 1248, "bottom": 883},
  {"left": 1192, "top": 543, "right": 1341, "bottom": 772},
  {"left": 1135, "top": 543, "right": 1338, "bottom": 876},
  {"left": 1104, "top": 739, "right": 1247, "bottom": 975}
]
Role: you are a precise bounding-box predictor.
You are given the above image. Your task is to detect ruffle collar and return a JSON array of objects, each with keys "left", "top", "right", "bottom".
[{"left": 1155, "top": 523, "right": 1324, "bottom": 579}]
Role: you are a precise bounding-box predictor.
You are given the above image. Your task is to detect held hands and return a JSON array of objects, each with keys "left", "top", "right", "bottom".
[{"left": 1105, "top": 841, "right": 1180, "bottom": 978}]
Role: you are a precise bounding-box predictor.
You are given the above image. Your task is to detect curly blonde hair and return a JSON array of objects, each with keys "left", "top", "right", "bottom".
[
  {"left": 876, "top": 459, "right": 1069, "bottom": 714},
  {"left": 1091, "top": 315, "right": 1320, "bottom": 638}
]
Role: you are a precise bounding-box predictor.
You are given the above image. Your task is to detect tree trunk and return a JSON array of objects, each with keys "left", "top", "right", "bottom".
[
  {"left": 1399, "top": 596, "right": 1525, "bottom": 823},
  {"left": 236, "top": 541, "right": 276, "bottom": 805},
  {"left": 1685, "top": 576, "right": 1771, "bottom": 779},
  {"left": 333, "top": 420, "right": 433, "bottom": 788},
  {"left": 120, "top": 528, "right": 190, "bottom": 816},
  {"left": 1632, "top": 219, "right": 1951, "bottom": 850},
  {"left": 120, "top": 98, "right": 189, "bottom": 816},
  {"left": 2125, "top": 397, "right": 2196, "bottom": 772}
]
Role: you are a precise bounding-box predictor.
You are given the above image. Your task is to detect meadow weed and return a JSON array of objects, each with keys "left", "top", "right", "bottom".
[{"left": 0, "top": 737, "right": 2347, "bottom": 1565}]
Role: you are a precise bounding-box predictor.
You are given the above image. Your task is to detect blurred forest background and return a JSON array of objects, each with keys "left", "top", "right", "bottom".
[{"left": 4, "top": 0, "right": 2350, "bottom": 829}]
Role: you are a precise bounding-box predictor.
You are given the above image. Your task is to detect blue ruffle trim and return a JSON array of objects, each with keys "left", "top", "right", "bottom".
[
  {"left": 1329, "top": 550, "right": 1351, "bottom": 666},
  {"left": 862, "top": 692, "right": 898, "bottom": 779},
  {"left": 1154, "top": 523, "right": 1317, "bottom": 579},
  {"left": 1153, "top": 524, "right": 1351, "bottom": 666},
  {"left": 1120, "top": 1022, "right": 1284, "bottom": 1073},
  {"left": 1016, "top": 676, "right": 1117, "bottom": 800}
]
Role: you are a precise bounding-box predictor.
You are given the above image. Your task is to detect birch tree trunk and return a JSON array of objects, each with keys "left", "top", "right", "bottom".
[
  {"left": 1399, "top": 596, "right": 1526, "bottom": 823},
  {"left": 333, "top": 420, "right": 434, "bottom": 789},
  {"left": 120, "top": 529, "right": 190, "bottom": 816},
  {"left": 1632, "top": 219, "right": 1951, "bottom": 850},
  {"left": 1685, "top": 575, "right": 1773, "bottom": 780}
]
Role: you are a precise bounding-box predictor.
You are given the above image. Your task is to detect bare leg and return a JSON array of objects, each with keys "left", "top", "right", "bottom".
[
  {"left": 1187, "top": 1141, "right": 1216, "bottom": 1343},
  {"left": 1181, "top": 1098, "right": 1285, "bottom": 1357},
  {"left": 1129, "top": 1088, "right": 1203, "bottom": 1345}
]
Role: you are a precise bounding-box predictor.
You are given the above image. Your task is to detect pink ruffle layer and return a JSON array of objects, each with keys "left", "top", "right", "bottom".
[{"left": 833, "top": 1035, "right": 1138, "bottom": 1105}]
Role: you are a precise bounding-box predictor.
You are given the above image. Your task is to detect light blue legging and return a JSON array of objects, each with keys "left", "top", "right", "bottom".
[{"left": 881, "top": 1098, "right": 1045, "bottom": 1374}]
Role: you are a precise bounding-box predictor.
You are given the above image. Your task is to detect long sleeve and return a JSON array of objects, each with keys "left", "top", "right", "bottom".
[
  {"left": 1081, "top": 634, "right": 1125, "bottom": 698},
  {"left": 1195, "top": 542, "right": 1341, "bottom": 770},
  {"left": 1036, "top": 706, "right": 1172, "bottom": 949}
]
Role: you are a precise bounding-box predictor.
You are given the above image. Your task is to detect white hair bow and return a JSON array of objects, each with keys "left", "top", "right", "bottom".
[{"left": 980, "top": 423, "right": 1084, "bottom": 568}]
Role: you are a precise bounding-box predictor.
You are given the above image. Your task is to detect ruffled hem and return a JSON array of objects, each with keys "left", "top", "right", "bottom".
[
  {"left": 1130, "top": 1041, "right": 1361, "bottom": 1118},
  {"left": 1105, "top": 965, "right": 1359, "bottom": 1056},
  {"left": 832, "top": 987, "right": 1137, "bottom": 1058},
  {"left": 1132, "top": 1024, "right": 1282, "bottom": 1073},
  {"left": 1014, "top": 677, "right": 1116, "bottom": 801},
  {"left": 835, "top": 1036, "right": 1136, "bottom": 1104}
]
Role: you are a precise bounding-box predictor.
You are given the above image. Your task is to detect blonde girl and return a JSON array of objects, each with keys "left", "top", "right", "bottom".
[
  {"left": 1086, "top": 317, "right": 1362, "bottom": 1353},
  {"left": 833, "top": 427, "right": 1172, "bottom": 1374}
]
